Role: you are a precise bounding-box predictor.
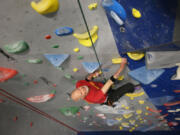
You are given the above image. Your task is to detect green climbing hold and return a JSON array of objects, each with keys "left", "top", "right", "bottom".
[
  {"left": 27, "top": 59, "right": 42, "bottom": 64},
  {"left": 4, "top": 40, "right": 29, "bottom": 54},
  {"left": 77, "top": 56, "right": 83, "bottom": 60},
  {"left": 64, "top": 74, "right": 72, "bottom": 79},
  {"left": 72, "top": 80, "right": 77, "bottom": 84},
  {"left": 51, "top": 90, "right": 56, "bottom": 94},
  {"left": 59, "top": 106, "right": 80, "bottom": 116},
  {"left": 24, "top": 82, "right": 30, "bottom": 86},
  {"left": 56, "top": 67, "right": 64, "bottom": 71},
  {"left": 52, "top": 44, "right": 59, "bottom": 48}
]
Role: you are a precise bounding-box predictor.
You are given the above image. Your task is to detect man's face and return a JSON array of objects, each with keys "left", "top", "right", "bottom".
[{"left": 77, "top": 86, "right": 89, "bottom": 99}]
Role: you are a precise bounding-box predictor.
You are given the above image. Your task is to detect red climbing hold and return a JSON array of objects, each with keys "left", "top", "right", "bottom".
[
  {"left": 168, "top": 122, "right": 178, "bottom": 127},
  {"left": 30, "top": 122, "right": 33, "bottom": 127},
  {"left": 147, "top": 108, "right": 162, "bottom": 113},
  {"left": 45, "top": 35, "right": 51, "bottom": 39},
  {"left": 13, "top": 116, "right": 18, "bottom": 121},
  {"left": 173, "top": 90, "right": 180, "bottom": 93},
  {"left": 33, "top": 80, "right": 38, "bottom": 84},
  {"left": 164, "top": 101, "right": 180, "bottom": 106},
  {"left": 0, "top": 99, "right": 4, "bottom": 103},
  {"left": 0, "top": 67, "right": 18, "bottom": 82}
]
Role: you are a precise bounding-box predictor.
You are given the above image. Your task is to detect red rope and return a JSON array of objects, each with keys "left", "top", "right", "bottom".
[{"left": 0, "top": 88, "right": 79, "bottom": 133}]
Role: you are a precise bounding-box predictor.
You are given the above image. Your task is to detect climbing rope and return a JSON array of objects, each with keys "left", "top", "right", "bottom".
[{"left": 77, "top": 0, "right": 106, "bottom": 81}]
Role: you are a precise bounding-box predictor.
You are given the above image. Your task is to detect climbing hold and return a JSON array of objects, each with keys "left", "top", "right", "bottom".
[
  {"left": 138, "top": 100, "right": 144, "bottom": 104},
  {"left": 123, "top": 113, "right": 133, "bottom": 119},
  {"left": 125, "top": 106, "right": 130, "bottom": 110},
  {"left": 173, "top": 90, "right": 180, "bottom": 93},
  {"left": 96, "top": 113, "right": 106, "bottom": 119},
  {"left": 88, "top": 3, "right": 98, "bottom": 10},
  {"left": 128, "top": 66, "right": 165, "bottom": 85},
  {"left": 0, "top": 67, "right": 18, "bottom": 82},
  {"left": 118, "top": 75, "right": 124, "bottom": 80},
  {"left": 45, "top": 34, "right": 51, "bottom": 39},
  {"left": 135, "top": 124, "right": 138, "bottom": 127},
  {"left": 129, "top": 120, "right": 135, "bottom": 125},
  {"left": 77, "top": 56, "right": 83, "bottom": 60},
  {"left": 112, "top": 57, "right": 122, "bottom": 64},
  {"left": 115, "top": 117, "right": 122, "bottom": 121},
  {"left": 83, "top": 105, "right": 90, "bottom": 111},
  {"left": 121, "top": 122, "right": 129, "bottom": 128},
  {"left": 44, "top": 54, "right": 69, "bottom": 67},
  {"left": 82, "top": 62, "right": 100, "bottom": 73},
  {"left": 4, "top": 40, "right": 29, "bottom": 54},
  {"left": 30, "top": 122, "right": 33, "bottom": 127},
  {"left": 132, "top": 8, "right": 141, "bottom": 18},
  {"left": 168, "top": 122, "right": 178, "bottom": 127},
  {"left": 33, "top": 80, "right": 38, "bottom": 84},
  {"left": 51, "top": 44, "right": 59, "bottom": 48},
  {"left": 146, "top": 106, "right": 150, "bottom": 110},
  {"left": 55, "top": 27, "right": 73, "bottom": 36},
  {"left": 56, "top": 67, "right": 64, "bottom": 71},
  {"left": 121, "top": 104, "right": 125, "bottom": 108},
  {"left": 73, "top": 48, "right": 80, "bottom": 52},
  {"left": 27, "top": 59, "right": 42, "bottom": 64},
  {"left": 106, "top": 119, "right": 119, "bottom": 126},
  {"left": 72, "top": 80, "right": 77, "bottom": 84},
  {"left": 73, "top": 26, "right": 98, "bottom": 47},
  {"left": 126, "top": 92, "right": 144, "bottom": 98},
  {"left": 0, "top": 99, "right": 5, "bottom": 103},
  {"left": 52, "top": 84, "right": 57, "bottom": 87},
  {"left": 64, "top": 74, "right": 72, "bottom": 79},
  {"left": 31, "top": 0, "right": 59, "bottom": 14},
  {"left": 164, "top": 101, "right": 180, "bottom": 106},
  {"left": 24, "top": 82, "right": 30, "bottom": 86},
  {"left": 73, "top": 68, "right": 78, "bottom": 72},
  {"left": 145, "top": 112, "right": 149, "bottom": 115},
  {"left": 147, "top": 108, "right": 162, "bottom": 113},
  {"left": 13, "top": 116, "right": 18, "bottom": 121},
  {"left": 27, "top": 91, "right": 55, "bottom": 103},
  {"left": 102, "top": 0, "right": 127, "bottom": 26},
  {"left": 127, "top": 52, "right": 144, "bottom": 61},
  {"left": 136, "top": 110, "right": 142, "bottom": 114},
  {"left": 119, "top": 126, "right": 123, "bottom": 130},
  {"left": 59, "top": 106, "right": 80, "bottom": 116}
]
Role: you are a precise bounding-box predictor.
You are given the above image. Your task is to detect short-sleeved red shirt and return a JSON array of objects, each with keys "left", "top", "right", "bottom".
[{"left": 76, "top": 80, "right": 107, "bottom": 104}]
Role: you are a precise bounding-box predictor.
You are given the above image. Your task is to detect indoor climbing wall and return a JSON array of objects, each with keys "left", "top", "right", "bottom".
[{"left": 0, "top": 0, "right": 179, "bottom": 135}]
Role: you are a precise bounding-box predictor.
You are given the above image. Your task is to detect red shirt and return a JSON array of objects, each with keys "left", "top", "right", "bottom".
[{"left": 76, "top": 80, "right": 107, "bottom": 104}]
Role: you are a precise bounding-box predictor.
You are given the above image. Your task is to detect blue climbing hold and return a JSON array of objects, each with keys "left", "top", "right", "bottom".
[
  {"left": 148, "top": 96, "right": 175, "bottom": 106},
  {"left": 82, "top": 62, "right": 100, "bottom": 73},
  {"left": 102, "top": 0, "right": 126, "bottom": 25},
  {"left": 55, "top": 27, "right": 73, "bottom": 36},
  {"left": 128, "top": 66, "right": 165, "bottom": 85},
  {"left": 44, "top": 54, "right": 69, "bottom": 67}
]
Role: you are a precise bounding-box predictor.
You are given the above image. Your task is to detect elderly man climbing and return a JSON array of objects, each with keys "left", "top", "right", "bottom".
[{"left": 71, "top": 58, "right": 137, "bottom": 106}]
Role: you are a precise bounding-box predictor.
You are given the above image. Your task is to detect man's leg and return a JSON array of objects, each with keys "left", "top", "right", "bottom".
[{"left": 106, "top": 83, "right": 135, "bottom": 106}]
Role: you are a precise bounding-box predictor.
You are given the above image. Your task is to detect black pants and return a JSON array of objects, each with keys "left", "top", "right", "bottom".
[{"left": 104, "top": 83, "right": 135, "bottom": 106}]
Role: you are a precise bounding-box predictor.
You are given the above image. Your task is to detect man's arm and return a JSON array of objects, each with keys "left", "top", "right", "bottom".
[
  {"left": 101, "top": 58, "right": 127, "bottom": 94},
  {"left": 85, "top": 70, "right": 102, "bottom": 81}
]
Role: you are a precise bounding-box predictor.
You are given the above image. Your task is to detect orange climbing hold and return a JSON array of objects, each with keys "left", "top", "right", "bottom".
[
  {"left": 173, "top": 90, "right": 180, "bottom": 93},
  {"left": 0, "top": 67, "right": 18, "bottom": 82},
  {"left": 164, "top": 101, "right": 180, "bottom": 106},
  {"left": 147, "top": 108, "right": 162, "bottom": 113}
]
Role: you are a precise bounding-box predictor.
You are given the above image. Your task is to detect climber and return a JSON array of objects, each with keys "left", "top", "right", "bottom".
[{"left": 71, "top": 58, "right": 138, "bottom": 106}]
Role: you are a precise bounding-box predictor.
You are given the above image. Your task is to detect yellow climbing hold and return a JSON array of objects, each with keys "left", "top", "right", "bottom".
[
  {"left": 123, "top": 113, "right": 133, "bottom": 119},
  {"left": 139, "top": 118, "right": 143, "bottom": 121},
  {"left": 73, "top": 26, "right": 98, "bottom": 39},
  {"left": 125, "top": 106, "right": 130, "bottom": 110},
  {"left": 138, "top": 100, "right": 145, "bottom": 104},
  {"left": 73, "top": 26, "right": 98, "bottom": 47},
  {"left": 132, "top": 8, "right": 141, "bottom": 18},
  {"left": 73, "top": 48, "right": 80, "bottom": 52},
  {"left": 129, "top": 120, "right": 135, "bottom": 125},
  {"left": 88, "top": 3, "right": 98, "bottom": 10},
  {"left": 119, "top": 126, "right": 123, "bottom": 130},
  {"left": 136, "top": 109, "right": 142, "bottom": 114},
  {"left": 135, "top": 124, "right": 138, "bottom": 127},
  {"left": 121, "top": 104, "right": 125, "bottom": 108},
  {"left": 126, "top": 92, "right": 144, "bottom": 98},
  {"left": 118, "top": 75, "right": 124, "bottom": 80},
  {"left": 146, "top": 106, "right": 150, "bottom": 110},
  {"left": 145, "top": 112, "right": 149, "bottom": 115},
  {"left": 121, "top": 122, "right": 129, "bottom": 127},
  {"left": 127, "top": 52, "right": 144, "bottom": 61},
  {"left": 112, "top": 57, "right": 122, "bottom": 64},
  {"left": 130, "top": 97, "right": 134, "bottom": 100},
  {"left": 129, "top": 129, "right": 133, "bottom": 132},
  {"left": 73, "top": 68, "right": 78, "bottom": 72},
  {"left": 31, "top": 0, "right": 59, "bottom": 14},
  {"left": 116, "top": 117, "right": 123, "bottom": 121}
]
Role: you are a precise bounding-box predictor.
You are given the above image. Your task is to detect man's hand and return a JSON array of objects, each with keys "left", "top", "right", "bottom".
[
  {"left": 86, "top": 70, "right": 102, "bottom": 81},
  {"left": 113, "top": 58, "right": 127, "bottom": 79}
]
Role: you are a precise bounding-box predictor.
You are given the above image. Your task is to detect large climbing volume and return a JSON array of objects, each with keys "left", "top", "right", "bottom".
[{"left": 0, "top": 67, "right": 18, "bottom": 82}]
